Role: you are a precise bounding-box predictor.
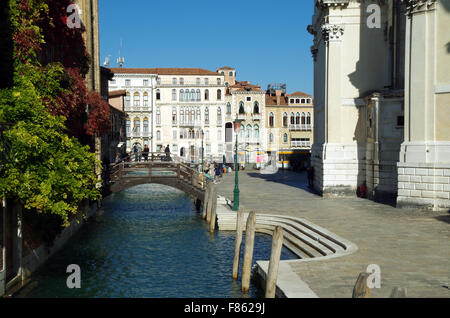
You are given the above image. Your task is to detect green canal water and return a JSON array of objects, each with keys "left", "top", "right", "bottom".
[{"left": 19, "top": 184, "right": 297, "bottom": 298}]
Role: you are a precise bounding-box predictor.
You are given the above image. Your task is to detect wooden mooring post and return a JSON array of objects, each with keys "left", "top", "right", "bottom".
[
  {"left": 206, "top": 186, "right": 216, "bottom": 224},
  {"left": 209, "top": 192, "right": 217, "bottom": 233},
  {"left": 265, "top": 226, "right": 283, "bottom": 298},
  {"left": 352, "top": 272, "right": 370, "bottom": 298},
  {"left": 232, "top": 210, "right": 244, "bottom": 280},
  {"left": 202, "top": 183, "right": 211, "bottom": 220},
  {"left": 241, "top": 211, "right": 256, "bottom": 293}
]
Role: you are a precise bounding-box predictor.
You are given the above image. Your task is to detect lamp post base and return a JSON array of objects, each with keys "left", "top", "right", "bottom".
[{"left": 232, "top": 188, "right": 240, "bottom": 211}]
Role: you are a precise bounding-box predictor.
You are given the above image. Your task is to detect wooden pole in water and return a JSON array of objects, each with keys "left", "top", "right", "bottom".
[
  {"left": 241, "top": 211, "right": 256, "bottom": 293},
  {"left": 232, "top": 209, "right": 244, "bottom": 280},
  {"left": 206, "top": 186, "right": 216, "bottom": 224},
  {"left": 209, "top": 191, "right": 217, "bottom": 233},
  {"left": 202, "top": 183, "right": 210, "bottom": 220},
  {"left": 352, "top": 272, "right": 370, "bottom": 298},
  {"left": 265, "top": 226, "right": 283, "bottom": 298}
]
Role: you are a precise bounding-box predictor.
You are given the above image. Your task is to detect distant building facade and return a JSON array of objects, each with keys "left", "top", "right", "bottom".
[
  {"left": 265, "top": 85, "right": 314, "bottom": 169},
  {"left": 108, "top": 68, "right": 227, "bottom": 163}
]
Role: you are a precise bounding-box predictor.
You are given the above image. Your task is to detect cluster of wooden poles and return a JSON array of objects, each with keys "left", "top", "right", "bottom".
[{"left": 202, "top": 181, "right": 284, "bottom": 298}]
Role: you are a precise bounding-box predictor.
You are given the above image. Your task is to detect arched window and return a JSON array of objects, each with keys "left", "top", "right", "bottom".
[
  {"left": 296, "top": 112, "right": 300, "bottom": 125},
  {"left": 190, "top": 107, "right": 195, "bottom": 124},
  {"left": 254, "top": 125, "right": 259, "bottom": 139},
  {"left": 283, "top": 133, "right": 288, "bottom": 143},
  {"left": 172, "top": 78, "right": 177, "bottom": 85},
  {"left": 172, "top": 89, "right": 176, "bottom": 101},
  {"left": 239, "top": 124, "right": 245, "bottom": 140},
  {"left": 226, "top": 102, "right": 231, "bottom": 114},
  {"left": 217, "top": 107, "right": 222, "bottom": 125},
  {"left": 246, "top": 124, "right": 252, "bottom": 139},
  {"left": 205, "top": 89, "right": 209, "bottom": 101},
  {"left": 133, "top": 118, "right": 140, "bottom": 134},
  {"left": 143, "top": 92, "right": 148, "bottom": 107},
  {"left": 283, "top": 112, "right": 288, "bottom": 127},
  {"left": 126, "top": 118, "right": 130, "bottom": 134},
  {"left": 196, "top": 89, "right": 201, "bottom": 101},
  {"left": 269, "top": 133, "right": 273, "bottom": 143},
  {"left": 180, "top": 89, "right": 184, "bottom": 101},
  {"left": 156, "top": 108, "right": 161, "bottom": 125},
  {"left": 205, "top": 107, "right": 209, "bottom": 125},
  {"left": 134, "top": 92, "right": 140, "bottom": 106},
  {"left": 253, "top": 102, "right": 259, "bottom": 114},
  {"left": 290, "top": 112, "right": 295, "bottom": 125},
  {"left": 307, "top": 112, "right": 312, "bottom": 126},
  {"left": 229, "top": 71, "right": 233, "bottom": 77},
  {"left": 143, "top": 118, "right": 149, "bottom": 133},
  {"left": 180, "top": 107, "right": 184, "bottom": 124},
  {"left": 196, "top": 107, "right": 201, "bottom": 122},
  {"left": 301, "top": 98, "right": 306, "bottom": 104},
  {"left": 269, "top": 112, "right": 274, "bottom": 127},
  {"left": 301, "top": 112, "right": 306, "bottom": 125},
  {"left": 191, "top": 89, "right": 195, "bottom": 101},
  {"left": 156, "top": 89, "right": 161, "bottom": 100},
  {"left": 156, "top": 130, "right": 161, "bottom": 140},
  {"left": 125, "top": 92, "right": 131, "bottom": 107},
  {"left": 239, "top": 101, "right": 245, "bottom": 114},
  {"left": 172, "top": 107, "right": 177, "bottom": 125},
  {"left": 217, "top": 89, "right": 222, "bottom": 100}
]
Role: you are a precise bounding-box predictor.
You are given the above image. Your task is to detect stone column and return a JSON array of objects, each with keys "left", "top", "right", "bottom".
[{"left": 397, "top": 0, "right": 450, "bottom": 210}]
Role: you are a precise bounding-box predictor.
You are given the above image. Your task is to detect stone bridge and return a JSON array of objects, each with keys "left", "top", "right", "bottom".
[{"left": 107, "top": 155, "right": 209, "bottom": 203}]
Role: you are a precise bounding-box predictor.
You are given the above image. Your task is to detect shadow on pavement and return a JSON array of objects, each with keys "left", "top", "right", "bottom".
[
  {"left": 434, "top": 214, "right": 450, "bottom": 224},
  {"left": 247, "top": 170, "right": 319, "bottom": 195}
]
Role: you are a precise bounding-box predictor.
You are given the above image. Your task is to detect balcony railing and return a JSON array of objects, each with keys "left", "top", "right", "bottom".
[
  {"left": 179, "top": 121, "right": 203, "bottom": 128},
  {"left": 237, "top": 113, "right": 246, "bottom": 120},
  {"left": 252, "top": 113, "right": 261, "bottom": 121},
  {"left": 291, "top": 141, "right": 311, "bottom": 148},
  {"left": 289, "top": 124, "right": 312, "bottom": 131},
  {"left": 124, "top": 105, "right": 151, "bottom": 112}
]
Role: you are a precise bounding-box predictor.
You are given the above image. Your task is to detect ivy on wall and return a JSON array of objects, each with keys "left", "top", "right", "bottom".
[{"left": 0, "top": 0, "right": 110, "bottom": 227}]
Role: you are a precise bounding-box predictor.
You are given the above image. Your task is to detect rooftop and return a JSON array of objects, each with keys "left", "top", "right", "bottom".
[{"left": 108, "top": 67, "right": 221, "bottom": 76}]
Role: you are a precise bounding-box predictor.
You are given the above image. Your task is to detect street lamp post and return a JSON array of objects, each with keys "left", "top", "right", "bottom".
[
  {"left": 201, "top": 130, "right": 204, "bottom": 173},
  {"left": 232, "top": 120, "right": 242, "bottom": 211}
]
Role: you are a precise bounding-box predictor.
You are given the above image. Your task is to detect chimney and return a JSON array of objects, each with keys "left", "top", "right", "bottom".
[{"left": 275, "top": 89, "right": 282, "bottom": 105}]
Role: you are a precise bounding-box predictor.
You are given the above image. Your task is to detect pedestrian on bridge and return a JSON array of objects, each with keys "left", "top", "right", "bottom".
[
  {"left": 143, "top": 145, "right": 149, "bottom": 161},
  {"left": 165, "top": 145, "right": 171, "bottom": 161}
]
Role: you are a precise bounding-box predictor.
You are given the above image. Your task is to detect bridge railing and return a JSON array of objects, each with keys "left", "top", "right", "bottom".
[{"left": 108, "top": 154, "right": 209, "bottom": 191}]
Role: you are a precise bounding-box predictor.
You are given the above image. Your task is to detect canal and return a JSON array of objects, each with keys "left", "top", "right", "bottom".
[{"left": 18, "top": 184, "right": 297, "bottom": 298}]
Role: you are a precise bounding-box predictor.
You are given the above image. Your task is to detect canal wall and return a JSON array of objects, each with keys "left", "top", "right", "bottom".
[{"left": 2, "top": 201, "right": 98, "bottom": 297}]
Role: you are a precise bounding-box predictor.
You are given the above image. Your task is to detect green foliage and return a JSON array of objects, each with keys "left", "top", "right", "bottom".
[{"left": 0, "top": 0, "right": 102, "bottom": 227}]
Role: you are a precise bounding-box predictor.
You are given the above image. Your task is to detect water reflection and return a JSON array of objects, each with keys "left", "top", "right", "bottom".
[{"left": 19, "top": 184, "right": 297, "bottom": 298}]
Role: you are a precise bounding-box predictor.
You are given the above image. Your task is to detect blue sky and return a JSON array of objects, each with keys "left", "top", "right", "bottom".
[{"left": 99, "top": 0, "right": 314, "bottom": 94}]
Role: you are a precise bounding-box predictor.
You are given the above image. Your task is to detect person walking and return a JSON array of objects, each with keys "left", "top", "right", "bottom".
[
  {"left": 143, "top": 145, "right": 149, "bottom": 161},
  {"left": 133, "top": 144, "right": 139, "bottom": 162},
  {"left": 165, "top": 144, "right": 171, "bottom": 161}
]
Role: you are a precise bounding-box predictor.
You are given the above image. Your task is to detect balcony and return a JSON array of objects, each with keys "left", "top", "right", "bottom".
[
  {"left": 124, "top": 105, "right": 151, "bottom": 112},
  {"left": 252, "top": 113, "right": 261, "bottom": 121},
  {"left": 291, "top": 140, "right": 311, "bottom": 148},
  {"left": 237, "top": 113, "right": 246, "bottom": 121},
  {"left": 289, "top": 124, "right": 312, "bottom": 131},
  {"left": 179, "top": 121, "right": 203, "bottom": 128}
]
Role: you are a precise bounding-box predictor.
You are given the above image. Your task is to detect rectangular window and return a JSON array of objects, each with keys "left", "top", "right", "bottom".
[
  {"left": 246, "top": 96, "right": 251, "bottom": 102},
  {"left": 173, "top": 130, "right": 177, "bottom": 140},
  {"left": 218, "top": 144, "right": 223, "bottom": 153},
  {"left": 204, "top": 78, "right": 209, "bottom": 85},
  {"left": 157, "top": 78, "right": 161, "bottom": 85},
  {"left": 180, "top": 78, "right": 184, "bottom": 85},
  {"left": 206, "top": 144, "right": 211, "bottom": 153},
  {"left": 143, "top": 79, "right": 149, "bottom": 86},
  {"left": 397, "top": 116, "right": 404, "bottom": 127},
  {"left": 173, "top": 144, "right": 178, "bottom": 153},
  {"left": 218, "top": 130, "right": 222, "bottom": 141},
  {"left": 125, "top": 79, "right": 130, "bottom": 86},
  {"left": 110, "top": 79, "right": 116, "bottom": 85},
  {"left": 217, "top": 78, "right": 221, "bottom": 85}
]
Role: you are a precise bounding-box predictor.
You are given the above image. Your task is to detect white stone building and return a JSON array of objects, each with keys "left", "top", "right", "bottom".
[
  {"left": 108, "top": 68, "right": 227, "bottom": 163},
  {"left": 308, "top": 0, "right": 450, "bottom": 209}
]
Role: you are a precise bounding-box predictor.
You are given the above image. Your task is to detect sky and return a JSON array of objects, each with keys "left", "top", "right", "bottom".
[{"left": 99, "top": 0, "right": 314, "bottom": 95}]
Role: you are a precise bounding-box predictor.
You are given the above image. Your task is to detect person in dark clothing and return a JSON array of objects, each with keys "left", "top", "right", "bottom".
[
  {"left": 143, "top": 145, "right": 149, "bottom": 161},
  {"left": 165, "top": 145, "right": 171, "bottom": 161},
  {"left": 133, "top": 144, "right": 139, "bottom": 162}
]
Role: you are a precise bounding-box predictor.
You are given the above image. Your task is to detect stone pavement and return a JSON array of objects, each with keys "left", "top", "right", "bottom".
[{"left": 215, "top": 169, "right": 450, "bottom": 298}]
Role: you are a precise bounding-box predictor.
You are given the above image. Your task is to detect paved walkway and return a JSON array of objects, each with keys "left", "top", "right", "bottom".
[{"left": 216, "top": 169, "right": 450, "bottom": 298}]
